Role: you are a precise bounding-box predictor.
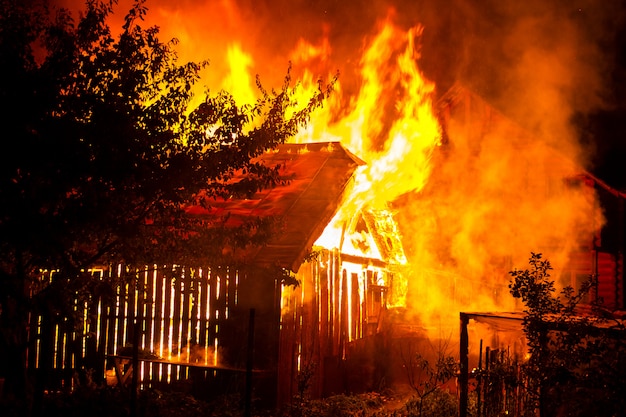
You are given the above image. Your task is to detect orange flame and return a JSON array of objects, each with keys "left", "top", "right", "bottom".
[
  {"left": 222, "top": 44, "right": 256, "bottom": 106},
  {"left": 70, "top": 0, "right": 604, "bottom": 338},
  {"left": 293, "top": 21, "right": 441, "bottom": 215}
]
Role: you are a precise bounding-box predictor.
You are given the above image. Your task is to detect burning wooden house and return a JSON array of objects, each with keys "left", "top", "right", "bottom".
[
  {"left": 26, "top": 141, "right": 416, "bottom": 406},
  {"left": 24, "top": 79, "right": 625, "bottom": 411},
  {"left": 396, "top": 81, "right": 626, "bottom": 316},
  {"left": 436, "top": 83, "right": 625, "bottom": 307},
  {"left": 439, "top": 84, "right": 626, "bottom": 416}
]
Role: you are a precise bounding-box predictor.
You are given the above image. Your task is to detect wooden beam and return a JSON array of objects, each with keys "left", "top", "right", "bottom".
[
  {"left": 339, "top": 253, "right": 387, "bottom": 269},
  {"left": 459, "top": 313, "right": 469, "bottom": 417}
]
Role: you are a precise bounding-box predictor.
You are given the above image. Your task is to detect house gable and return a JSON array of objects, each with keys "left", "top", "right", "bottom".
[{"left": 188, "top": 142, "right": 364, "bottom": 272}]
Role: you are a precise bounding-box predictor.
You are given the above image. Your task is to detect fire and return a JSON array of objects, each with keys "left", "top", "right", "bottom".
[
  {"left": 67, "top": 0, "right": 602, "bottom": 342},
  {"left": 222, "top": 44, "right": 256, "bottom": 106},
  {"left": 284, "top": 20, "right": 441, "bottom": 275},
  {"left": 298, "top": 20, "right": 441, "bottom": 311},
  {"left": 292, "top": 21, "right": 441, "bottom": 216},
  {"left": 33, "top": 2, "right": 610, "bottom": 397}
]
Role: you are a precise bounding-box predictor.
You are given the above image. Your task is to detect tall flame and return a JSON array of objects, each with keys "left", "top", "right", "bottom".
[
  {"left": 292, "top": 19, "right": 441, "bottom": 216},
  {"left": 62, "top": 0, "right": 604, "bottom": 338},
  {"left": 222, "top": 44, "right": 256, "bottom": 106}
]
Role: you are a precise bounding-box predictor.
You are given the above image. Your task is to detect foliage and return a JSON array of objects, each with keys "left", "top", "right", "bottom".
[
  {"left": 36, "top": 386, "right": 225, "bottom": 417},
  {"left": 283, "top": 392, "right": 385, "bottom": 417},
  {"left": 509, "top": 252, "right": 626, "bottom": 417},
  {"left": 281, "top": 389, "right": 458, "bottom": 417},
  {"left": 396, "top": 389, "right": 457, "bottom": 417},
  {"left": 296, "top": 360, "right": 317, "bottom": 402},
  {"left": 0, "top": 0, "right": 331, "bottom": 409},
  {"left": 38, "top": 386, "right": 131, "bottom": 417},
  {"left": 2, "top": 384, "right": 462, "bottom": 417},
  {"left": 399, "top": 339, "right": 458, "bottom": 417},
  {"left": 138, "top": 389, "right": 214, "bottom": 417},
  {"left": 470, "top": 347, "right": 524, "bottom": 417}
]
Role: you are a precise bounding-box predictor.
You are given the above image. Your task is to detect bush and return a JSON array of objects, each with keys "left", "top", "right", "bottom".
[
  {"left": 40, "top": 386, "right": 131, "bottom": 417},
  {"left": 394, "top": 389, "right": 457, "bottom": 417},
  {"left": 509, "top": 252, "right": 626, "bottom": 416}
]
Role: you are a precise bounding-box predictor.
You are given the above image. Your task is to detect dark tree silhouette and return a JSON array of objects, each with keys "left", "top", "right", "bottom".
[
  {"left": 509, "top": 253, "right": 626, "bottom": 417},
  {"left": 0, "top": 0, "right": 330, "bottom": 410}
]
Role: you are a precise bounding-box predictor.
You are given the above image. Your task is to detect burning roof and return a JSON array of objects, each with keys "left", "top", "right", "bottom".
[{"left": 188, "top": 142, "right": 364, "bottom": 272}]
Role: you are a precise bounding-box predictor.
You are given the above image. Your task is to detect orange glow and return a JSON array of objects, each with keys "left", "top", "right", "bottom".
[
  {"left": 52, "top": 0, "right": 606, "bottom": 357},
  {"left": 299, "top": 20, "right": 439, "bottom": 312},
  {"left": 291, "top": 21, "right": 441, "bottom": 216}
]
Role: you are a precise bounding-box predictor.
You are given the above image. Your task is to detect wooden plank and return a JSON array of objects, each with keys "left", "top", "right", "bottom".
[
  {"left": 96, "top": 293, "right": 109, "bottom": 376},
  {"left": 127, "top": 268, "right": 138, "bottom": 350},
  {"left": 170, "top": 268, "right": 181, "bottom": 362},
  {"left": 171, "top": 268, "right": 183, "bottom": 381},
  {"left": 340, "top": 268, "right": 348, "bottom": 358},
  {"left": 147, "top": 268, "right": 160, "bottom": 382},
  {"left": 327, "top": 251, "right": 336, "bottom": 356},
  {"left": 300, "top": 264, "right": 311, "bottom": 365},
  {"left": 162, "top": 267, "right": 173, "bottom": 380},
  {"left": 277, "top": 282, "right": 297, "bottom": 404},
  {"left": 309, "top": 261, "right": 322, "bottom": 398},
  {"left": 28, "top": 311, "right": 40, "bottom": 372},
  {"left": 137, "top": 268, "right": 148, "bottom": 384},
  {"left": 340, "top": 253, "right": 387, "bottom": 269},
  {"left": 102, "top": 267, "right": 115, "bottom": 359},
  {"left": 164, "top": 267, "right": 174, "bottom": 359},
  {"left": 87, "top": 270, "right": 103, "bottom": 379},
  {"left": 318, "top": 258, "right": 330, "bottom": 396},
  {"left": 64, "top": 317, "right": 76, "bottom": 387},
  {"left": 142, "top": 268, "right": 153, "bottom": 354},
  {"left": 198, "top": 267, "right": 209, "bottom": 352},
  {"left": 208, "top": 268, "right": 218, "bottom": 354},
  {"left": 214, "top": 267, "right": 227, "bottom": 363},
  {"left": 351, "top": 272, "right": 360, "bottom": 340},
  {"left": 597, "top": 251, "right": 618, "bottom": 308},
  {"left": 189, "top": 268, "right": 200, "bottom": 347},
  {"left": 332, "top": 250, "right": 341, "bottom": 356},
  {"left": 116, "top": 268, "right": 127, "bottom": 353},
  {"left": 181, "top": 266, "right": 191, "bottom": 361},
  {"left": 319, "top": 259, "right": 329, "bottom": 358},
  {"left": 153, "top": 268, "right": 164, "bottom": 360},
  {"left": 105, "top": 299, "right": 116, "bottom": 361},
  {"left": 142, "top": 267, "right": 155, "bottom": 383}
]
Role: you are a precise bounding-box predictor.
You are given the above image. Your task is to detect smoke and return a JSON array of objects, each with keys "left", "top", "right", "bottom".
[
  {"left": 112, "top": 0, "right": 619, "bottom": 174},
  {"left": 53, "top": 0, "right": 622, "bottom": 331},
  {"left": 444, "top": 0, "right": 624, "bottom": 171},
  {"left": 389, "top": 0, "right": 622, "bottom": 333},
  {"left": 57, "top": 1, "right": 623, "bottom": 129},
  {"left": 396, "top": 109, "right": 604, "bottom": 333}
]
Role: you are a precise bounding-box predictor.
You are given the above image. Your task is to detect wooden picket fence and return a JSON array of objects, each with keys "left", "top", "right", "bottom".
[{"left": 28, "top": 264, "right": 251, "bottom": 395}]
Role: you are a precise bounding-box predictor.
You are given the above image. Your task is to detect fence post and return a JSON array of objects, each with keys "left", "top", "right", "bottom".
[
  {"left": 130, "top": 318, "right": 140, "bottom": 417},
  {"left": 244, "top": 308, "right": 255, "bottom": 417},
  {"left": 459, "top": 313, "right": 469, "bottom": 417}
]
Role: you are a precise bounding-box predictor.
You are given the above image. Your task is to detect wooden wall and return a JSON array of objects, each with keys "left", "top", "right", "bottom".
[{"left": 277, "top": 248, "right": 390, "bottom": 403}]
